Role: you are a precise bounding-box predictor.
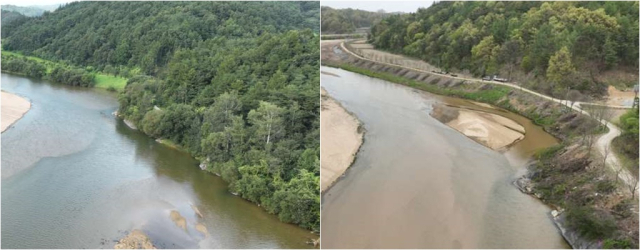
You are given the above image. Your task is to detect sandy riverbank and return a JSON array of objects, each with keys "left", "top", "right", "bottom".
[
  {"left": 114, "top": 230, "right": 155, "bottom": 249},
  {"left": 320, "top": 87, "right": 364, "bottom": 192},
  {"left": 1, "top": 91, "right": 31, "bottom": 132},
  {"left": 431, "top": 104, "right": 525, "bottom": 150}
]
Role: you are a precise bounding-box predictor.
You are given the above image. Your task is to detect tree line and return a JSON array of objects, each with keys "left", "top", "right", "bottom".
[
  {"left": 321, "top": 6, "right": 391, "bottom": 34},
  {"left": 370, "top": 1, "right": 639, "bottom": 98},
  {"left": 1, "top": 53, "right": 95, "bottom": 87},
  {"left": 2, "top": 1, "right": 320, "bottom": 231}
]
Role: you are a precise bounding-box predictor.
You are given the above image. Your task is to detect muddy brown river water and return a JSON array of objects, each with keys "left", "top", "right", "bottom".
[{"left": 320, "top": 66, "right": 569, "bottom": 249}]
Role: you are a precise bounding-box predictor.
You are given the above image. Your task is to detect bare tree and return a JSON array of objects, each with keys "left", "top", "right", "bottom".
[
  {"left": 581, "top": 127, "right": 596, "bottom": 156},
  {"left": 629, "top": 177, "right": 639, "bottom": 200},
  {"left": 566, "top": 90, "right": 582, "bottom": 111},
  {"left": 602, "top": 144, "right": 611, "bottom": 167},
  {"left": 615, "top": 165, "right": 624, "bottom": 183},
  {"left": 601, "top": 107, "right": 615, "bottom": 127}
]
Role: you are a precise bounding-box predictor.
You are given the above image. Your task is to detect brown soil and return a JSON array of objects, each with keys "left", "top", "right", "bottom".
[{"left": 605, "top": 85, "right": 637, "bottom": 106}]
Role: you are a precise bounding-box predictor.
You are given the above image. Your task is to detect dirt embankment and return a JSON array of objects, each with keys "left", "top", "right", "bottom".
[
  {"left": 320, "top": 87, "right": 364, "bottom": 192},
  {"left": 431, "top": 104, "right": 525, "bottom": 150},
  {"left": 1, "top": 91, "right": 31, "bottom": 132}
]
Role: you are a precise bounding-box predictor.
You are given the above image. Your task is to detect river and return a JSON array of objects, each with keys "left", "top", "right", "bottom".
[
  {"left": 320, "top": 66, "right": 569, "bottom": 249},
  {"left": 1, "top": 73, "right": 314, "bottom": 249}
]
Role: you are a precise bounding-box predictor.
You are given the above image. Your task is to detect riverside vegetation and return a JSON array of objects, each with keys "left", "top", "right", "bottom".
[
  {"left": 370, "top": 1, "right": 638, "bottom": 98},
  {"left": 320, "top": 6, "right": 391, "bottom": 34},
  {"left": 2, "top": 1, "right": 320, "bottom": 232}
]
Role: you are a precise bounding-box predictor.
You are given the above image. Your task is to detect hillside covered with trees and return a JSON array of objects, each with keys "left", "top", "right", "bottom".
[
  {"left": 321, "top": 6, "right": 391, "bottom": 34},
  {"left": 2, "top": 1, "right": 320, "bottom": 231},
  {"left": 370, "top": 1, "right": 638, "bottom": 98}
]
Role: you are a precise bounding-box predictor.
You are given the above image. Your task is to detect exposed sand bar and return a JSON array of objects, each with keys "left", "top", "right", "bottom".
[
  {"left": 431, "top": 104, "right": 525, "bottom": 150},
  {"left": 2, "top": 91, "right": 31, "bottom": 132},
  {"left": 114, "top": 229, "right": 155, "bottom": 249},
  {"left": 320, "top": 88, "right": 363, "bottom": 192}
]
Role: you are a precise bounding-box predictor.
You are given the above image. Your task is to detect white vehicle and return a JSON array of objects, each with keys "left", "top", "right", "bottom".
[{"left": 492, "top": 75, "right": 508, "bottom": 82}]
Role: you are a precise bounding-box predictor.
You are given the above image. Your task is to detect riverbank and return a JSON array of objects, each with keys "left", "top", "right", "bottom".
[
  {"left": 1, "top": 50, "right": 128, "bottom": 91},
  {"left": 431, "top": 103, "right": 525, "bottom": 150},
  {"left": 321, "top": 40, "right": 638, "bottom": 248},
  {"left": 1, "top": 91, "right": 31, "bottom": 132},
  {"left": 320, "top": 87, "right": 364, "bottom": 192}
]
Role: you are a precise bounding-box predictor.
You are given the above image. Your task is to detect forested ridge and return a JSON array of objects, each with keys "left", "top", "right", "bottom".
[
  {"left": 2, "top": 1, "right": 320, "bottom": 231},
  {"left": 370, "top": 1, "right": 639, "bottom": 98},
  {"left": 321, "top": 6, "right": 391, "bottom": 34}
]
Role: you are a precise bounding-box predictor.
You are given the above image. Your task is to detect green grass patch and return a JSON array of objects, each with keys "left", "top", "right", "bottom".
[
  {"left": 2, "top": 50, "right": 128, "bottom": 91},
  {"left": 95, "top": 74, "right": 127, "bottom": 90},
  {"left": 334, "top": 63, "right": 510, "bottom": 106}
]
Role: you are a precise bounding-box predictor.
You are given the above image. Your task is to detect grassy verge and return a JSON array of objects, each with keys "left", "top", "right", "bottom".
[
  {"left": 333, "top": 63, "right": 511, "bottom": 103},
  {"left": 1, "top": 50, "right": 128, "bottom": 91},
  {"left": 95, "top": 74, "right": 128, "bottom": 91}
]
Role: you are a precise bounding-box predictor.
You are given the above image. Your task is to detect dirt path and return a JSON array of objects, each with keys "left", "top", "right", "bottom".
[
  {"left": 320, "top": 87, "right": 364, "bottom": 192},
  {"left": 338, "top": 40, "right": 638, "bottom": 192},
  {"left": 341, "top": 41, "right": 634, "bottom": 110},
  {"left": 1, "top": 91, "right": 31, "bottom": 132}
]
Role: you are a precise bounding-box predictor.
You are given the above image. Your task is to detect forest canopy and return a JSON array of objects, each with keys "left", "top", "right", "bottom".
[
  {"left": 2, "top": 1, "right": 320, "bottom": 231},
  {"left": 369, "top": 1, "right": 639, "bottom": 98}
]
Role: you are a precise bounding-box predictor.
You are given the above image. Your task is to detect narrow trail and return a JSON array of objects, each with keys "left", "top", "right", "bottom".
[{"left": 338, "top": 40, "right": 638, "bottom": 192}]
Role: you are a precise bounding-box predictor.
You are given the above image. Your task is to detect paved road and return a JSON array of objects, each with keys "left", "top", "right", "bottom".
[{"left": 339, "top": 41, "right": 638, "bottom": 192}]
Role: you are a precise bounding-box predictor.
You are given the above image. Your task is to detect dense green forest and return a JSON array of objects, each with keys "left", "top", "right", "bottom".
[
  {"left": 321, "top": 6, "right": 391, "bottom": 34},
  {"left": 370, "top": 1, "right": 639, "bottom": 98},
  {"left": 1, "top": 52, "right": 96, "bottom": 87},
  {"left": 2, "top": 10, "right": 25, "bottom": 23},
  {"left": 2, "top": 1, "right": 320, "bottom": 231}
]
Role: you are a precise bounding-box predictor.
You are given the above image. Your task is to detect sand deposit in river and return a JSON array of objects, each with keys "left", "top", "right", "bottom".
[
  {"left": 431, "top": 104, "right": 525, "bottom": 150},
  {"left": 320, "top": 87, "right": 364, "bottom": 192},
  {"left": 169, "top": 210, "right": 187, "bottom": 230},
  {"left": 1, "top": 91, "right": 31, "bottom": 132},
  {"left": 114, "top": 229, "right": 155, "bottom": 249},
  {"left": 196, "top": 223, "right": 208, "bottom": 236}
]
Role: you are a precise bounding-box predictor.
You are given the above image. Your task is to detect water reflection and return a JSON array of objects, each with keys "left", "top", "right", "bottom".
[{"left": 1, "top": 73, "right": 313, "bottom": 249}]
